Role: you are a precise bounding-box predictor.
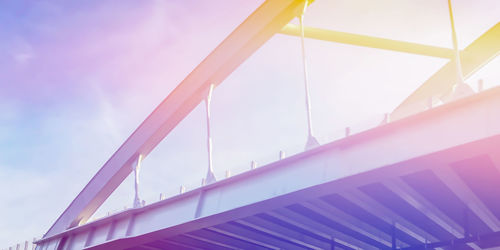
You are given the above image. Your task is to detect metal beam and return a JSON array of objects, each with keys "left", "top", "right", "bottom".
[
  {"left": 287, "top": 204, "right": 391, "bottom": 249},
  {"left": 272, "top": 207, "right": 374, "bottom": 249},
  {"left": 187, "top": 229, "right": 271, "bottom": 250},
  {"left": 247, "top": 213, "right": 333, "bottom": 248},
  {"left": 391, "top": 22, "right": 500, "bottom": 120},
  {"left": 213, "top": 222, "right": 308, "bottom": 249},
  {"left": 237, "top": 216, "right": 328, "bottom": 249},
  {"left": 254, "top": 213, "right": 357, "bottom": 250},
  {"left": 36, "top": 88, "right": 500, "bottom": 249},
  {"left": 433, "top": 166, "right": 500, "bottom": 232},
  {"left": 401, "top": 231, "right": 500, "bottom": 250},
  {"left": 167, "top": 235, "right": 232, "bottom": 250},
  {"left": 43, "top": 0, "right": 309, "bottom": 239},
  {"left": 384, "top": 180, "right": 465, "bottom": 238},
  {"left": 207, "top": 227, "right": 279, "bottom": 250},
  {"left": 145, "top": 240, "right": 193, "bottom": 250},
  {"left": 320, "top": 194, "right": 420, "bottom": 246},
  {"left": 383, "top": 179, "right": 481, "bottom": 249},
  {"left": 342, "top": 189, "right": 436, "bottom": 244},
  {"left": 303, "top": 200, "right": 394, "bottom": 247},
  {"left": 279, "top": 24, "right": 455, "bottom": 59},
  {"left": 181, "top": 233, "right": 241, "bottom": 249},
  {"left": 156, "top": 239, "right": 195, "bottom": 250}
]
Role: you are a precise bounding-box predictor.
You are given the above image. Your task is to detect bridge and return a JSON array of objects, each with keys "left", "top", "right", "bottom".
[{"left": 33, "top": 0, "right": 500, "bottom": 249}]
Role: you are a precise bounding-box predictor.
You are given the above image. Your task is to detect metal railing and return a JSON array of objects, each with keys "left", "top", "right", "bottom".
[{"left": 2, "top": 238, "right": 38, "bottom": 250}]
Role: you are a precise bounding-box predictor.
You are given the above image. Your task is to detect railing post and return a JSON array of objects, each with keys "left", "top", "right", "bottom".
[
  {"left": 383, "top": 113, "right": 391, "bottom": 124},
  {"left": 250, "top": 160, "right": 257, "bottom": 170},
  {"left": 279, "top": 150, "right": 286, "bottom": 160}
]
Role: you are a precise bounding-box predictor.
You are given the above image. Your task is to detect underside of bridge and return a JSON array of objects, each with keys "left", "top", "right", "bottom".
[
  {"left": 37, "top": 87, "right": 499, "bottom": 250},
  {"left": 117, "top": 140, "right": 500, "bottom": 249},
  {"left": 129, "top": 155, "right": 500, "bottom": 250}
]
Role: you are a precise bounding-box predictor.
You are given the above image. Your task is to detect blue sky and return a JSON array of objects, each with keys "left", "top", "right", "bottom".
[{"left": 1, "top": 0, "right": 499, "bottom": 246}]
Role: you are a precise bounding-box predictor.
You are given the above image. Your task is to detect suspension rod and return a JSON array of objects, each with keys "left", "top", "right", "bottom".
[{"left": 42, "top": 0, "right": 310, "bottom": 239}]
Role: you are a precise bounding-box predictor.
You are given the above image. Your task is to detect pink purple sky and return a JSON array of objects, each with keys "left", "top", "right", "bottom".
[{"left": 0, "top": 0, "right": 499, "bottom": 246}]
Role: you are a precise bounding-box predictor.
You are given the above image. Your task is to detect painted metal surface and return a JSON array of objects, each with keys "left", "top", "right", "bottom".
[
  {"left": 279, "top": 21, "right": 500, "bottom": 121},
  {"left": 42, "top": 0, "right": 309, "bottom": 239},
  {"left": 35, "top": 87, "right": 500, "bottom": 249},
  {"left": 204, "top": 84, "right": 216, "bottom": 184},
  {"left": 297, "top": 0, "right": 320, "bottom": 150},
  {"left": 391, "top": 22, "right": 500, "bottom": 120},
  {"left": 37, "top": 0, "right": 500, "bottom": 248},
  {"left": 279, "top": 24, "right": 456, "bottom": 59}
]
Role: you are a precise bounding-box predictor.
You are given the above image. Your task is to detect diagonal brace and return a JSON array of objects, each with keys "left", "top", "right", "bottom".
[{"left": 280, "top": 24, "right": 456, "bottom": 59}]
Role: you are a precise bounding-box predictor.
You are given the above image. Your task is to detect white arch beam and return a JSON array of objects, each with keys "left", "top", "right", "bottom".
[{"left": 43, "top": 0, "right": 310, "bottom": 239}]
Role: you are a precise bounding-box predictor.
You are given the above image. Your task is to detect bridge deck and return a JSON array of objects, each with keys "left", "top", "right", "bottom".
[{"left": 35, "top": 87, "right": 500, "bottom": 249}]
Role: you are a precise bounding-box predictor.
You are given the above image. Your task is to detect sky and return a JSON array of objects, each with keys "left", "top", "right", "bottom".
[{"left": 0, "top": 0, "right": 499, "bottom": 247}]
